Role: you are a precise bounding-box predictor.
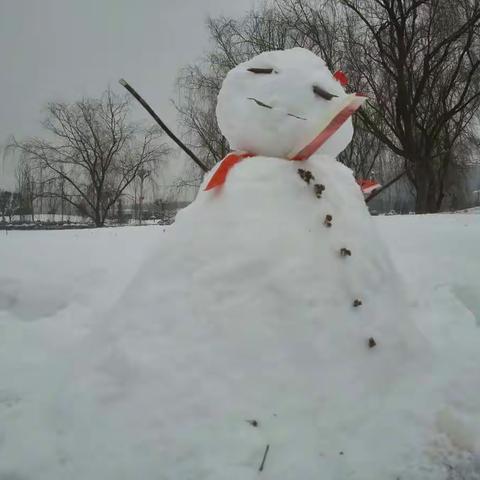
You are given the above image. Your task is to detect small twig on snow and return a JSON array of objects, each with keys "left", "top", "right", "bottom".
[{"left": 259, "top": 444, "right": 270, "bottom": 472}]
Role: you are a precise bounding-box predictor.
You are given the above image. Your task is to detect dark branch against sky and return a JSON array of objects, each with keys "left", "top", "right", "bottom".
[{"left": 0, "top": 0, "right": 253, "bottom": 188}]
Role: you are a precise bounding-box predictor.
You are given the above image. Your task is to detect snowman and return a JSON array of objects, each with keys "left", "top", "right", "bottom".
[
  {"left": 92, "top": 48, "right": 480, "bottom": 479},
  {"left": 193, "top": 47, "right": 421, "bottom": 370}
]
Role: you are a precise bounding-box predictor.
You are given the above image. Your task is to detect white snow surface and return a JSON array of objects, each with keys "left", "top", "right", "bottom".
[
  {"left": 216, "top": 48, "right": 354, "bottom": 158},
  {"left": 1, "top": 158, "right": 480, "bottom": 480}
]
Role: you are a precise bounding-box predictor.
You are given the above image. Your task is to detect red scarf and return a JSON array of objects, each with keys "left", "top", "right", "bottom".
[{"left": 205, "top": 93, "right": 366, "bottom": 191}]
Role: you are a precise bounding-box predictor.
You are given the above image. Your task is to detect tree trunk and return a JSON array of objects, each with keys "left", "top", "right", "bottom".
[
  {"left": 139, "top": 177, "right": 145, "bottom": 226},
  {"left": 94, "top": 210, "right": 103, "bottom": 227},
  {"left": 414, "top": 161, "right": 443, "bottom": 214}
]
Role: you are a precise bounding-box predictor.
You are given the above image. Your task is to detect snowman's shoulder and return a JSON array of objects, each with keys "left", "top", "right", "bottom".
[
  {"left": 306, "top": 154, "right": 356, "bottom": 182},
  {"left": 229, "top": 154, "right": 358, "bottom": 191},
  {"left": 230, "top": 154, "right": 288, "bottom": 172}
]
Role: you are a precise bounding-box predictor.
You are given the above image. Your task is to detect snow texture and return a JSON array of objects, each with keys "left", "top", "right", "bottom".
[{"left": 0, "top": 217, "right": 479, "bottom": 479}]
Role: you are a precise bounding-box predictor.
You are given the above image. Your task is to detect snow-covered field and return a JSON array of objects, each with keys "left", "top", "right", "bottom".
[{"left": 0, "top": 215, "right": 479, "bottom": 479}]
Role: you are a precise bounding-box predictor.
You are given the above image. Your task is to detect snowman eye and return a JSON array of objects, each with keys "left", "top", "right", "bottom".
[
  {"left": 313, "top": 85, "right": 338, "bottom": 101},
  {"left": 247, "top": 68, "right": 274, "bottom": 74}
]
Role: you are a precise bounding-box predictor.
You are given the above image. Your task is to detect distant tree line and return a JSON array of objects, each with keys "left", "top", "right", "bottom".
[
  {"left": 0, "top": 186, "right": 183, "bottom": 227},
  {"left": 176, "top": 0, "right": 480, "bottom": 213}
]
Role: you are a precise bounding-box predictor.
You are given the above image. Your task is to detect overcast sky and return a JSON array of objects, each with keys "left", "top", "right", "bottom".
[{"left": 0, "top": 0, "right": 254, "bottom": 189}]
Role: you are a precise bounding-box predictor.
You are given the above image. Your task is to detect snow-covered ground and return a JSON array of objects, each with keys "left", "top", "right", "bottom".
[
  {"left": 455, "top": 206, "right": 480, "bottom": 215},
  {"left": 0, "top": 215, "right": 479, "bottom": 479}
]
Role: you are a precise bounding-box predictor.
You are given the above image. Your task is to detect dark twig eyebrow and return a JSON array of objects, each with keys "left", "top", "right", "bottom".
[
  {"left": 247, "top": 67, "right": 274, "bottom": 74},
  {"left": 313, "top": 85, "right": 338, "bottom": 101}
]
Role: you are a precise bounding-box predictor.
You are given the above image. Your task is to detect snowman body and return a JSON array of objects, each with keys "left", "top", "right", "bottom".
[
  {"left": 184, "top": 47, "right": 421, "bottom": 374},
  {"left": 168, "top": 149, "right": 422, "bottom": 390},
  {"left": 108, "top": 149, "right": 429, "bottom": 479}
]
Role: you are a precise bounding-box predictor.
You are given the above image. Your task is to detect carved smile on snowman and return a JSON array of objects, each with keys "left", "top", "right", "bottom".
[
  {"left": 246, "top": 97, "right": 307, "bottom": 121},
  {"left": 246, "top": 66, "right": 339, "bottom": 122}
]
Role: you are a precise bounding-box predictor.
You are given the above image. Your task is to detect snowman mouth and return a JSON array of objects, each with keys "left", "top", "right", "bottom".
[{"left": 247, "top": 97, "right": 307, "bottom": 121}]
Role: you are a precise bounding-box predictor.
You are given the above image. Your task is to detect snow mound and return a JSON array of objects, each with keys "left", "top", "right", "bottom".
[{"left": 0, "top": 216, "right": 479, "bottom": 479}]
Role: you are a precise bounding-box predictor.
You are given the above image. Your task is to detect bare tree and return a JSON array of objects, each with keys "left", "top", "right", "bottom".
[
  {"left": 0, "top": 190, "right": 10, "bottom": 222},
  {"left": 335, "top": 0, "right": 480, "bottom": 212},
  {"left": 134, "top": 166, "right": 152, "bottom": 224},
  {"left": 175, "top": 5, "right": 300, "bottom": 174},
  {"left": 12, "top": 89, "right": 169, "bottom": 226},
  {"left": 15, "top": 158, "right": 38, "bottom": 221},
  {"left": 0, "top": 190, "right": 20, "bottom": 223},
  {"left": 176, "top": 64, "right": 229, "bottom": 172},
  {"left": 338, "top": 118, "right": 389, "bottom": 179}
]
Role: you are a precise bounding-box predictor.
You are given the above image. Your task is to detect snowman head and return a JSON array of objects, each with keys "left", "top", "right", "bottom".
[{"left": 216, "top": 48, "right": 355, "bottom": 159}]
